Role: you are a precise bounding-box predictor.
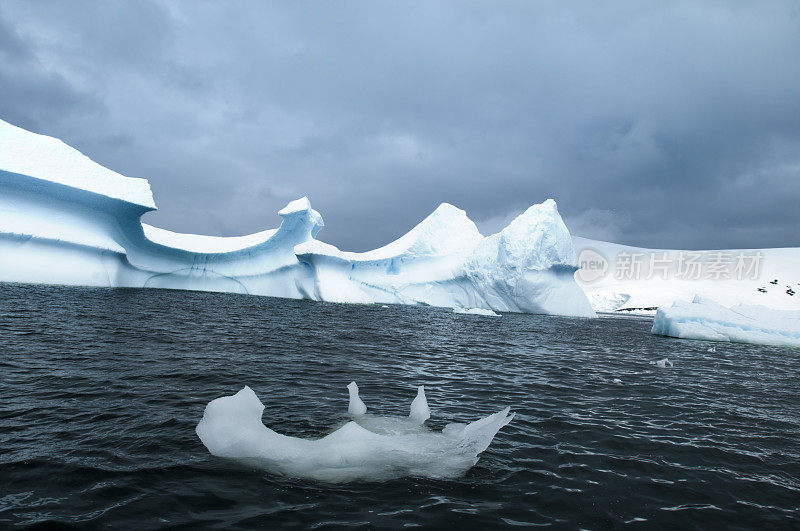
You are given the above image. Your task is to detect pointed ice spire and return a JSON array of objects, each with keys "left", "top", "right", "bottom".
[
  {"left": 409, "top": 385, "right": 430, "bottom": 424},
  {"left": 347, "top": 381, "right": 367, "bottom": 416}
]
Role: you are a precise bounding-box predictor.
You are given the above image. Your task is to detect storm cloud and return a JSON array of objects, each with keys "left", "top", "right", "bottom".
[{"left": 2, "top": 1, "right": 799, "bottom": 250}]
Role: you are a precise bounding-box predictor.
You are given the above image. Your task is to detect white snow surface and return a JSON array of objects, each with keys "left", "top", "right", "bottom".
[
  {"left": 0, "top": 118, "right": 155, "bottom": 209},
  {"left": 574, "top": 237, "right": 800, "bottom": 314},
  {"left": 195, "top": 385, "right": 513, "bottom": 482},
  {"left": 0, "top": 118, "right": 594, "bottom": 317},
  {"left": 142, "top": 224, "right": 278, "bottom": 254},
  {"left": 651, "top": 295, "right": 800, "bottom": 347}
]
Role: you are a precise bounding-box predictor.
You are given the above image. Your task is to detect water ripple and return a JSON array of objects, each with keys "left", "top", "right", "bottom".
[{"left": 1, "top": 283, "right": 799, "bottom": 528}]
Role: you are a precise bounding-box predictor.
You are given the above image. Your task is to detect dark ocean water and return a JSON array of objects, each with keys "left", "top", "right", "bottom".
[{"left": 1, "top": 283, "right": 799, "bottom": 529}]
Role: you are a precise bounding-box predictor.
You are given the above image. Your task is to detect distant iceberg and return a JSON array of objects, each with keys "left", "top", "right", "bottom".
[
  {"left": 651, "top": 295, "right": 800, "bottom": 347},
  {"left": 196, "top": 384, "right": 513, "bottom": 482},
  {"left": 0, "top": 118, "right": 595, "bottom": 317}
]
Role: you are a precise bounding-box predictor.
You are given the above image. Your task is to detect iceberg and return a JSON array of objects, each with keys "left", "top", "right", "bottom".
[
  {"left": 651, "top": 295, "right": 800, "bottom": 347},
  {"left": 0, "top": 118, "right": 594, "bottom": 317},
  {"left": 195, "top": 384, "right": 514, "bottom": 482}
]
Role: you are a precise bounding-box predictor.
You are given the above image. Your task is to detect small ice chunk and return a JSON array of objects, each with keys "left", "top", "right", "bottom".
[
  {"left": 612, "top": 378, "right": 623, "bottom": 385},
  {"left": 650, "top": 358, "right": 673, "bottom": 368},
  {"left": 347, "top": 381, "right": 367, "bottom": 416},
  {"left": 453, "top": 307, "right": 500, "bottom": 317}
]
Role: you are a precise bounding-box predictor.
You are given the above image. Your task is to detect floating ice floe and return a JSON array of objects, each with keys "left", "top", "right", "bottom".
[
  {"left": 196, "top": 384, "right": 513, "bottom": 482},
  {"left": 453, "top": 307, "right": 500, "bottom": 317},
  {"left": 651, "top": 295, "right": 800, "bottom": 347}
]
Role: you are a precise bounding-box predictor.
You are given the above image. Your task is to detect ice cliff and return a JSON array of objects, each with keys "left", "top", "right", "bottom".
[{"left": 0, "top": 118, "right": 595, "bottom": 318}]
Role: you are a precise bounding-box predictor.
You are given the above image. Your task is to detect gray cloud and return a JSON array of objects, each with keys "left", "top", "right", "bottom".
[{"left": 2, "top": 1, "right": 799, "bottom": 250}]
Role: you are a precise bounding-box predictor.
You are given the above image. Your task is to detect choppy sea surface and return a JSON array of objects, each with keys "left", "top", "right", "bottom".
[{"left": 1, "top": 283, "right": 799, "bottom": 529}]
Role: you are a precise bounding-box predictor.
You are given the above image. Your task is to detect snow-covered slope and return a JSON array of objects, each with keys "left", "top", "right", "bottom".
[
  {"left": 0, "top": 118, "right": 594, "bottom": 317},
  {"left": 652, "top": 295, "right": 800, "bottom": 347},
  {"left": 573, "top": 237, "right": 800, "bottom": 314},
  {"left": 305, "top": 202, "right": 484, "bottom": 262},
  {"left": 141, "top": 225, "right": 278, "bottom": 254},
  {"left": 0, "top": 119, "right": 155, "bottom": 208}
]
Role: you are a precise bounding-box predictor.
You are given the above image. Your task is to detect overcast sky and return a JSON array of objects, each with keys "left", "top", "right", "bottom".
[{"left": 2, "top": 1, "right": 799, "bottom": 250}]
